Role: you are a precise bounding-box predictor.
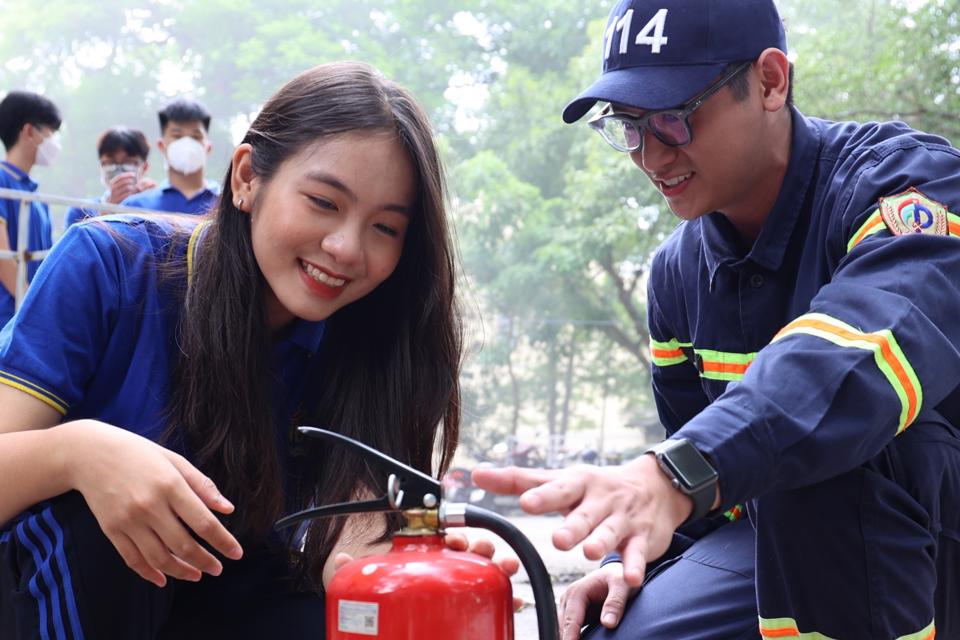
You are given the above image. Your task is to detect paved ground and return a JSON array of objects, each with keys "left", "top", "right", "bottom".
[{"left": 458, "top": 514, "right": 597, "bottom": 639}]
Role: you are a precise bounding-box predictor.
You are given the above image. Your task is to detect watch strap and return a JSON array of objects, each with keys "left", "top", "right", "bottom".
[
  {"left": 682, "top": 474, "right": 716, "bottom": 525},
  {"left": 645, "top": 439, "right": 717, "bottom": 526}
]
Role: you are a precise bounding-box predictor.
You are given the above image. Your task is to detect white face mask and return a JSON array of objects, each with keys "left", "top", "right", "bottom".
[
  {"left": 165, "top": 137, "right": 207, "bottom": 175},
  {"left": 34, "top": 132, "right": 61, "bottom": 167}
]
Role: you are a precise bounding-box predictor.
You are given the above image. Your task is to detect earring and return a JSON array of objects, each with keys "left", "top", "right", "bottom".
[{"left": 236, "top": 197, "right": 244, "bottom": 209}]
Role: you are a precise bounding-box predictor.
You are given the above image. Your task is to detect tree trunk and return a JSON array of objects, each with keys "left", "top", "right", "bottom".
[
  {"left": 559, "top": 329, "right": 577, "bottom": 444},
  {"left": 546, "top": 334, "right": 558, "bottom": 438},
  {"left": 507, "top": 318, "right": 520, "bottom": 438}
]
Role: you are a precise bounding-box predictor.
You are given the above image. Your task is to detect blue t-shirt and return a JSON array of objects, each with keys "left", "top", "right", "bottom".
[
  {"left": 0, "top": 161, "right": 53, "bottom": 327},
  {"left": 64, "top": 191, "right": 109, "bottom": 228},
  {"left": 120, "top": 180, "right": 220, "bottom": 215},
  {"left": 0, "top": 215, "right": 324, "bottom": 456}
]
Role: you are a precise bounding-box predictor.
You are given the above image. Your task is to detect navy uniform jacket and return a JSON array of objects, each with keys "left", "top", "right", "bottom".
[{"left": 648, "top": 108, "right": 960, "bottom": 509}]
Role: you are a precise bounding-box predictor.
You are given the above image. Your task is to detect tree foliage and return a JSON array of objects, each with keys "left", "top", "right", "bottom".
[{"left": 2, "top": 0, "right": 957, "bottom": 455}]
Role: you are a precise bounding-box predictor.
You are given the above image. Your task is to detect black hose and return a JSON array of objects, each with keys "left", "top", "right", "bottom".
[{"left": 465, "top": 505, "right": 559, "bottom": 640}]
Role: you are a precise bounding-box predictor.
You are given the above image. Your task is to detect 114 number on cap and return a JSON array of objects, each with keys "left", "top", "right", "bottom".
[{"left": 605, "top": 8, "right": 670, "bottom": 58}]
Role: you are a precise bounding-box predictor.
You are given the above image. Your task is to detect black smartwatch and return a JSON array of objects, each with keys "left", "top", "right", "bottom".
[{"left": 644, "top": 438, "right": 718, "bottom": 526}]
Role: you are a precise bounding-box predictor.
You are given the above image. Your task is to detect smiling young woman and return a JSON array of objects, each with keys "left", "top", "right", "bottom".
[
  {"left": 0, "top": 61, "right": 462, "bottom": 639},
  {"left": 237, "top": 131, "right": 415, "bottom": 329}
]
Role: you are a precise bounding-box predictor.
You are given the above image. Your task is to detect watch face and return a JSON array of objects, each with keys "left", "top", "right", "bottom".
[{"left": 663, "top": 443, "right": 717, "bottom": 489}]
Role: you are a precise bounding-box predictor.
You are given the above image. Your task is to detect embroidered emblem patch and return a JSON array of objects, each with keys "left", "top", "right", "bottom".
[{"left": 879, "top": 188, "right": 948, "bottom": 237}]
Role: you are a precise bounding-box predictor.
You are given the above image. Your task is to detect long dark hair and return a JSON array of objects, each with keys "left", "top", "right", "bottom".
[{"left": 166, "top": 61, "right": 461, "bottom": 585}]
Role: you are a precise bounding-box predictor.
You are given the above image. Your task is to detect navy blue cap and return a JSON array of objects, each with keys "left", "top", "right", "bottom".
[{"left": 562, "top": 0, "right": 787, "bottom": 123}]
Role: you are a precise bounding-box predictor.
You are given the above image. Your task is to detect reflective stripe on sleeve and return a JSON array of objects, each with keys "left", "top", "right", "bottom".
[
  {"left": 759, "top": 616, "right": 834, "bottom": 639},
  {"left": 899, "top": 620, "right": 938, "bottom": 640},
  {"left": 772, "top": 313, "right": 921, "bottom": 433},
  {"left": 696, "top": 349, "right": 757, "bottom": 382},
  {"left": 650, "top": 337, "right": 691, "bottom": 367},
  {"left": 949, "top": 211, "right": 960, "bottom": 236},
  {"left": 0, "top": 370, "right": 67, "bottom": 415},
  {"left": 724, "top": 504, "right": 745, "bottom": 522},
  {"left": 759, "top": 616, "right": 934, "bottom": 640},
  {"left": 650, "top": 338, "right": 757, "bottom": 381},
  {"left": 847, "top": 209, "right": 885, "bottom": 253}
]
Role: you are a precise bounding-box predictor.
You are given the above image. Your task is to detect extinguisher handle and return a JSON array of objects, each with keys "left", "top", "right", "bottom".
[
  {"left": 274, "top": 495, "right": 394, "bottom": 531},
  {"left": 454, "top": 504, "right": 559, "bottom": 640},
  {"left": 296, "top": 426, "right": 442, "bottom": 506}
]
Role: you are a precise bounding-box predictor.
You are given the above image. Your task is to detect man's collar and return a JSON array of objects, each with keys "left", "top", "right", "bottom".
[
  {"left": 746, "top": 107, "right": 821, "bottom": 271},
  {"left": 701, "top": 107, "right": 822, "bottom": 281}
]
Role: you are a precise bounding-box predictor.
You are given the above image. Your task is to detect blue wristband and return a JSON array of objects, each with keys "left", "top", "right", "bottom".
[{"left": 600, "top": 552, "right": 623, "bottom": 568}]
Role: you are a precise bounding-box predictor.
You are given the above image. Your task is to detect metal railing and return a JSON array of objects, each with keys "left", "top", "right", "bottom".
[{"left": 0, "top": 186, "right": 176, "bottom": 311}]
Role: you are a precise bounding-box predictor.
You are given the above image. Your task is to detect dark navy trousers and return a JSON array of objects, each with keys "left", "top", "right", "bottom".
[
  {"left": 0, "top": 491, "right": 325, "bottom": 639},
  {"left": 586, "top": 418, "right": 960, "bottom": 639}
]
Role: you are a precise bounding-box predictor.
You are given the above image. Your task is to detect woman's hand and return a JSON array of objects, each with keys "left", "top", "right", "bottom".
[
  {"left": 444, "top": 531, "right": 521, "bottom": 579},
  {"left": 60, "top": 420, "right": 243, "bottom": 587},
  {"left": 445, "top": 532, "right": 524, "bottom": 610}
]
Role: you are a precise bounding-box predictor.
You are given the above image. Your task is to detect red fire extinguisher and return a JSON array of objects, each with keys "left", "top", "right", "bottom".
[{"left": 276, "top": 427, "right": 559, "bottom": 640}]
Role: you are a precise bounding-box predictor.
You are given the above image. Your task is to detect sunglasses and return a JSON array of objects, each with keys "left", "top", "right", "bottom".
[{"left": 587, "top": 61, "right": 753, "bottom": 153}]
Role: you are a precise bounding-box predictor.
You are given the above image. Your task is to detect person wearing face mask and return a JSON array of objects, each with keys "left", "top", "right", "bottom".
[
  {"left": 64, "top": 127, "right": 158, "bottom": 227},
  {"left": 120, "top": 98, "right": 220, "bottom": 215},
  {"left": 0, "top": 90, "right": 61, "bottom": 328}
]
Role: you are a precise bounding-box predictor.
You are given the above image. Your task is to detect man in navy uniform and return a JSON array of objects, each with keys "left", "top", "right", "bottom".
[{"left": 474, "top": 1, "right": 960, "bottom": 638}]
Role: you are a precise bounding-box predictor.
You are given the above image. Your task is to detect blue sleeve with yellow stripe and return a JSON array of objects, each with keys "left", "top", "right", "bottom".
[
  {"left": 668, "top": 127, "right": 960, "bottom": 508},
  {"left": 0, "top": 215, "right": 190, "bottom": 435},
  {"left": 0, "top": 224, "right": 127, "bottom": 414}
]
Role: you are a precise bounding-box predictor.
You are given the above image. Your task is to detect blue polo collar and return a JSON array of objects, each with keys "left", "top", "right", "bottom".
[
  {"left": 0, "top": 161, "right": 37, "bottom": 190},
  {"left": 701, "top": 107, "right": 822, "bottom": 282},
  {"left": 286, "top": 318, "right": 327, "bottom": 354},
  {"left": 158, "top": 179, "right": 220, "bottom": 200}
]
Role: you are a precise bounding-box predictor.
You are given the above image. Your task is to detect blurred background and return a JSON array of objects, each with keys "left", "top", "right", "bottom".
[{"left": 3, "top": 0, "right": 958, "bottom": 487}]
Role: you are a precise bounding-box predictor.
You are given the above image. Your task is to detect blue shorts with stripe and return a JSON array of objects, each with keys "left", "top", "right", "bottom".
[{"left": 0, "top": 491, "right": 325, "bottom": 639}]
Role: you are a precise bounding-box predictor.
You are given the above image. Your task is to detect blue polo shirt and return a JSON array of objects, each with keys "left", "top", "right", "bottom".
[
  {"left": 64, "top": 191, "right": 109, "bottom": 227},
  {"left": 120, "top": 180, "right": 220, "bottom": 215},
  {"left": 0, "top": 215, "right": 325, "bottom": 459},
  {"left": 648, "top": 108, "right": 960, "bottom": 507},
  {"left": 0, "top": 161, "right": 52, "bottom": 327}
]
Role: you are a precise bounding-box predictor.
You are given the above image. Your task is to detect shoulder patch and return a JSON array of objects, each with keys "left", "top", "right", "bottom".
[{"left": 879, "top": 188, "right": 949, "bottom": 237}]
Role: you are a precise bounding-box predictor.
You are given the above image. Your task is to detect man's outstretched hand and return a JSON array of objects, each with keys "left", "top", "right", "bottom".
[{"left": 470, "top": 456, "right": 694, "bottom": 587}]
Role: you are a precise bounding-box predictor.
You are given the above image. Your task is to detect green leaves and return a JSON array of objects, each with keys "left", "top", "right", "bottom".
[
  {"left": 5, "top": 0, "right": 958, "bottom": 450},
  {"left": 783, "top": 0, "right": 960, "bottom": 139}
]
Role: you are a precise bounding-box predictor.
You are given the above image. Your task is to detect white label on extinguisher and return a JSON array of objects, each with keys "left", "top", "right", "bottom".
[{"left": 338, "top": 599, "right": 379, "bottom": 636}]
